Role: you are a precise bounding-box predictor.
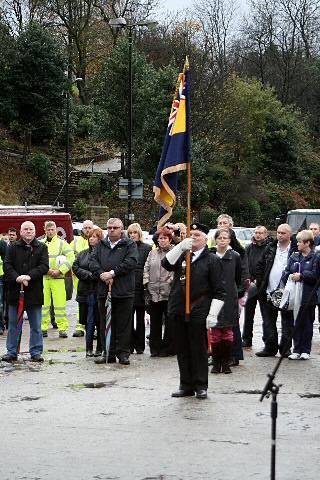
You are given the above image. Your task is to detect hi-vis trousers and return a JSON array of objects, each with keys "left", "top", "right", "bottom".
[{"left": 42, "top": 277, "right": 68, "bottom": 332}]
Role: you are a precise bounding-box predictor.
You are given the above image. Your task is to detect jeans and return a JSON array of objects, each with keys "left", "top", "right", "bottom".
[
  {"left": 6, "top": 304, "right": 43, "bottom": 357},
  {"left": 0, "top": 277, "right": 4, "bottom": 331}
]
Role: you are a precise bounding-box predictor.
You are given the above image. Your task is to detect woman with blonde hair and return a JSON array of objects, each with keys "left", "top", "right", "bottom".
[
  {"left": 73, "top": 227, "right": 104, "bottom": 357},
  {"left": 127, "top": 223, "right": 151, "bottom": 354}
]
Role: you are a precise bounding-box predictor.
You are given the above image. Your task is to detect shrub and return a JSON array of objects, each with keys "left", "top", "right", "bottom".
[{"left": 27, "top": 153, "right": 50, "bottom": 183}]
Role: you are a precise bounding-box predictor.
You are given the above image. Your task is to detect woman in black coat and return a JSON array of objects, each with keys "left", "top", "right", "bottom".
[
  {"left": 72, "top": 227, "right": 104, "bottom": 357},
  {"left": 127, "top": 223, "right": 152, "bottom": 354},
  {"left": 209, "top": 228, "right": 243, "bottom": 373}
]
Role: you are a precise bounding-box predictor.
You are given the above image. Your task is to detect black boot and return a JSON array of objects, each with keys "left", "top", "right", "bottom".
[
  {"left": 94, "top": 355, "right": 106, "bottom": 364},
  {"left": 221, "top": 340, "right": 233, "bottom": 374},
  {"left": 210, "top": 342, "right": 222, "bottom": 374}
]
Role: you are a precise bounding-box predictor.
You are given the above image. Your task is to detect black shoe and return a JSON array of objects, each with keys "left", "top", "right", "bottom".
[
  {"left": 136, "top": 350, "right": 144, "bottom": 354},
  {"left": 255, "top": 349, "right": 277, "bottom": 357},
  {"left": 72, "top": 330, "right": 84, "bottom": 337},
  {"left": 229, "top": 358, "right": 239, "bottom": 367},
  {"left": 42, "top": 331, "right": 48, "bottom": 338},
  {"left": 242, "top": 339, "right": 252, "bottom": 348},
  {"left": 159, "top": 351, "right": 170, "bottom": 357},
  {"left": 51, "top": 321, "right": 58, "bottom": 329},
  {"left": 222, "top": 360, "right": 232, "bottom": 374},
  {"left": 280, "top": 350, "right": 291, "bottom": 358},
  {"left": 1, "top": 353, "right": 17, "bottom": 362},
  {"left": 196, "top": 389, "right": 207, "bottom": 399},
  {"left": 107, "top": 356, "right": 117, "bottom": 364},
  {"left": 30, "top": 355, "right": 44, "bottom": 363},
  {"left": 94, "top": 350, "right": 102, "bottom": 357},
  {"left": 150, "top": 352, "right": 160, "bottom": 357},
  {"left": 171, "top": 389, "right": 195, "bottom": 398},
  {"left": 210, "top": 359, "right": 221, "bottom": 374},
  {"left": 86, "top": 350, "right": 94, "bottom": 357},
  {"left": 94, "top": 356, "right": 106, "bottom": 364},
  {"left": 119, "top": 356, "right": 130, "bottom": 365},
  {"left": 59, "top": 331, "right": 68, "bottom": 338}
]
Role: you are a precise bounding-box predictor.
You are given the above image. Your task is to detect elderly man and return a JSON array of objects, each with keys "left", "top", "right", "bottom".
[
  {"left": 89, "top": 218, "right": 138, "bottom": 365},
  {"left": 242, "top": 225, "right": 271, "bottom": 348},
  {"left": 255, "top": 224, "right": 295, "bottom": 357},
  {"left": 162, "top": 223, "right": 225, "bottom": 399},
  {"left": 70, "top": 219, "right": 94, "bottom": 337},
  {"left": 2, "top": 221, "right": 49, "bottom": 362}
]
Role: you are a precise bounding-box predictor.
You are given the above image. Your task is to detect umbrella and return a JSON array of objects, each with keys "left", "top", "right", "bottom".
[
  {"left": 105, "top": 280, "right": 113, "bottom": 361},
  {"left": 16, "top": 285, "right": 25, "bottom": 353}
]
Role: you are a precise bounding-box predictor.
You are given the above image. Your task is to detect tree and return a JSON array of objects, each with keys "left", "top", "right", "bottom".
[
  {"left": 0, "top": 20, "right": 17, "bottom": 123},
  {"left": 9, "top": 22, "right": 66, "bottom": 147},
  {"left": 94, "top": 37, "right": 178, "bottom": 180}
]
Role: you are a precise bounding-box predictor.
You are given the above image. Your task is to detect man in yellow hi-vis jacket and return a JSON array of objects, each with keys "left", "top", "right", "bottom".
[
  {"left": 70, "top": 219, "right": 94, "bottom": 337},
  {"left": 41, "top": 221, "right": 75, "bottom": 337}
]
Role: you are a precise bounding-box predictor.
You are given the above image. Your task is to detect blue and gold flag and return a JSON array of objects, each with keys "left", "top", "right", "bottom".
[{"left": 153, "top": 60, "right": 190, "bottom": 227}]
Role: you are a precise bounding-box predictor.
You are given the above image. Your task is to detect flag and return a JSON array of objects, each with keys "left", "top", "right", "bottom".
[{"left": 153, "top": 59, "right": 190, "bottom": 227}]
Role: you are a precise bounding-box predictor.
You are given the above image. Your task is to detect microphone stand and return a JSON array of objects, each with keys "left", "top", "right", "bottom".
[{"left": 260, "top": 274, "right": 320, "bottom": 480}]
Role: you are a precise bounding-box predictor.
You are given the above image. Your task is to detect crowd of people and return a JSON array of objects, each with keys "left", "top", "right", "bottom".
[{"left": 1, "top": 214, "right": 320, "bottom": 399}]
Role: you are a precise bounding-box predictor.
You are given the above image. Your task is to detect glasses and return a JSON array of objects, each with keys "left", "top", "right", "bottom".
[{"left": 107, "top": 226, "right": 121, "bottom": 230}]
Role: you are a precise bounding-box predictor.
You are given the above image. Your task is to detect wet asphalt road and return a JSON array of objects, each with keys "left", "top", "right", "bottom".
[{"left": 1, "top": 299, "right": 320, "bottom": 480}]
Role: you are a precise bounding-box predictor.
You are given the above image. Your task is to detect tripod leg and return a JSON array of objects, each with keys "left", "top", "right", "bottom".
[{"left": 271, "top": 388, "right": 278, "bottom": 480}]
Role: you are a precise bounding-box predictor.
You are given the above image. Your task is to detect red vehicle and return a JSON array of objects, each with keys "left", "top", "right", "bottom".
[{"left": 0, "top": 205, "right": 74, "bottom": 242}]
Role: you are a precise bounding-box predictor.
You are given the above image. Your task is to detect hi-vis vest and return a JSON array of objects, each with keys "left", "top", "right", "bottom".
[
  {"left": 42, "top": 235, "right": 75, "bottom": 278},
  {"left": 70, "top": 235, "right": 88, "bottom": 257},
  {"left": 0, "top": 256, "right": 3, "bottom": 277}
]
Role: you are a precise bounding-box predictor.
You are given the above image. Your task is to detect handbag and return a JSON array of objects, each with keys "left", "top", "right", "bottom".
[{"left": 269, "top": 282, "right": 285, "bottom": 308}]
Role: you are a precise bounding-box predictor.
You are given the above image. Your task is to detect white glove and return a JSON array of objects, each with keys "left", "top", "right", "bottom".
[
  {"left": 206, "top": 299, "right": 224, "bottom": 329},
  {"left": 166, "top": 238, "right": 193, "bottom": 265}
]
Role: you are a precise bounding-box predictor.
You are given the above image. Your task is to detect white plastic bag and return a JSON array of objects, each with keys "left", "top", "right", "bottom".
[{"left": 279, "top": 276, "right": 302, "bottom": 321}]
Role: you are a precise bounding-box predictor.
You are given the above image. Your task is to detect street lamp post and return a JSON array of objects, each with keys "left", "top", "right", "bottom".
[
  {"left": 109, "top": 17, "right": 157, "bottom": 226},
  {"left": 65, "top": 77, "right": 82, "bottom": 212}
]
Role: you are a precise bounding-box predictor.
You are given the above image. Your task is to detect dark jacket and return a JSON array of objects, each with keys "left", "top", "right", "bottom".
[
  {"left": 89, "top": 236, "right": 138, "bottom": 299},
  {"left": 4, "top": 238, "right": 49, "bottom": 305},
  {"left": 134, "top": 241, "right": 152, "bottom": 305},
  {"left": 73, "top": 247, "right": 97, "bottom": 303},
  {"left": 282, "top": 251, "right": 319, "bottom": 306},
  {"left": 256, "top": 238, "right": 297, "bottom": 300},
  {"left": 162, "top": 246, "right": 225, "bottom": 318},
  {"left": 210, "top": 248, "right": 242, "bottom": 327},
  {"left": 246, "top": 238, "right": 271, "bottom": 281}
]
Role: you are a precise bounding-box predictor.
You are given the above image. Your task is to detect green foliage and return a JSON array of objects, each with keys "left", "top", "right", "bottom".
[
  {"left": 78, "top": 177, "right": 102, "bottom": 198},
  {"left": 27, "top": 153, "right": 51, "bottom": 183},
  {"left": 0, "top": 22, "right": 17, "bottom": 123},
  {"left": 94, "top": 38, "right": 178, "bottom": 180},
  {"left": 198, "top": 207, "right": 219, "bottom": 228},
  {"left": 73, "top": 199, "right": 88, "bottom": 219},
  {"left": 9, "top": 22, "right": 66, "bottom": 142}
]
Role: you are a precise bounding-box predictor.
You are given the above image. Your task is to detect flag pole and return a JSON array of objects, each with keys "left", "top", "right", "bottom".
[{"left": 184, "top": 58, "right": 192, "bottom": 322}]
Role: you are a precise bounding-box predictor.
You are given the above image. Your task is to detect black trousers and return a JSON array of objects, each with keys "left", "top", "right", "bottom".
[
  {"left": 131, "top": 305, "right": 146, "bottom": 352},
  {"left": 242, "top": 292, "right": 265, "bottom": 342},
  {"left": 98, "top": 297, "right": 134, "bottom": 359},
  {"left": 174, "top": 314, "right": 208, "bottom": 392},
  {"left": 149, "top": 301, "right": 168, "bottom": 355},
  {"left": 260, "top": 300, "right": 294, "bottom": 354}
]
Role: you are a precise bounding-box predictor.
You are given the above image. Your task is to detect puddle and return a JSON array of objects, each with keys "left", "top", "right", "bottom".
[
  {"left": 299, "top": 393, "right": 320, "bottom": 398},
  {"left": 235, "top": 390, "right": 261, "bottom": 395},
  {"left": 45, "top": 347, "right": 85, "bottom": 353},
  {"left": 69, "top": 380, "right": 117, "bottom": 390},
  {"left": 47, "top": 359, "right": 76, "bottom": 365}
]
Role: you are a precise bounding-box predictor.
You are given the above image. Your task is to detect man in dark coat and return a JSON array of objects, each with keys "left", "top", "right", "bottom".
[
  {"left": 2, "top": 221, "right": 49, "bottom": 362},
  {"left": 242, "top": 225, "right": 271, "bottom": 347},
  {"left": 255, "top": 224, "right": 296, "bottom": 357},
  {"left": 162, "top": 223, "right": 225, "bottom": 399},
  {"left": 0, "top": 238, "right": 7, "bottom": 335},
  {"left": 89, "top": 218, "right": 138, "bottom": 365}
]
